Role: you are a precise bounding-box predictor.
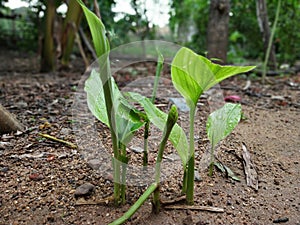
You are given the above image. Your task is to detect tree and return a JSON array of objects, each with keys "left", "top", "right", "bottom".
[
  {"left": 256, "top": 0, "right": 277, "bottom": 69},
  {"left": 40, "top": 0, "right": 61, "bottom": 72},
  {"left": 206, "top": 0, "right": 230, "bottom": 64},
  {"left": 60, "top": 0, "right": 83, "bottom": 67}
]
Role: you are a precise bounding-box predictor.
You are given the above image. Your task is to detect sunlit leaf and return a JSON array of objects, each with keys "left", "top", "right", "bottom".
[
  {"left": 206, "top": 103, "right": 242, "bottom": 148},
  {"left": 126, "top": 92, "right": 189, "bottom": 166},
  {"left": 85, "top": 70, "right": 144, "bottom": 144},
  {"left": 171, "top": 67, "right": 202, "bottom": 108},
  {"left": 171, "top": 47, "right": 256, "bottom": 105}
]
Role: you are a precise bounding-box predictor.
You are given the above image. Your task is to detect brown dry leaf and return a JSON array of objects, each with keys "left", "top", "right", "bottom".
[{"left": 242, "top": 142, "right": 258, "bottom": 191}]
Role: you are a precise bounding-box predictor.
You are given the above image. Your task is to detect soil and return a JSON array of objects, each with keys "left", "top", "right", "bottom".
[{"left": 0, "top": 50, "right": 299, "bottom": 225}]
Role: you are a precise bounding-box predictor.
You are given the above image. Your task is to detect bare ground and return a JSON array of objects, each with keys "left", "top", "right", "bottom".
[{"left": 0, "top": 50, "right": 299, "bottom": 225}]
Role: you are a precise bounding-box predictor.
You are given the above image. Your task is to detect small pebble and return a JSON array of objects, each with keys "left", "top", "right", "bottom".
[
  {"left": 29, "top": 173, "right": 44, "bottom": 181},
  {"left": 74, "top": 183, "right": 95, "bottom": 197},
  {"left": 273, "top": 217, "right": 289, "bottom": 223},
  {"left": 87, "top": 159, "right": 101, "bottom": 170},
  {"left": 0, "top": 167, "right": 9, "bottom": 172},
  {"left": 194, "top": 170, "right": 202, "bottom": 181},
  {"left": 274, "top": 178, "right": 280, "bottom": 185}
]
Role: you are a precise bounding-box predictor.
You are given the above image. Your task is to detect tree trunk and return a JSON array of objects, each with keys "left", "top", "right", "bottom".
[
  {"left": 206, "top": 0, "right": 230, "bottom": 64},
  {"left": 256, "top": 0, "right": 277, "bottom": 69},
  {"left": 40, "top": 0, "right": 57, "bottom": 72},
  {"left": 0, "top": 104, "right": 24, "bottom": 134},
  {"left": 61, "top": 0, "right": 83, "bottom": 67}
]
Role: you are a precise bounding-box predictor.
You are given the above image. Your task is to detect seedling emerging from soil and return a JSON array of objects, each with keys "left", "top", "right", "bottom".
[
  {"left": 206, "top": 103, "right": 242, "bottom": 176},
  {"left": 143, "top": 51, "right": 164, "bottom": 167},
  {"left": 171, "top": 47, "right": 255, "bottom": 204},
  {"left": 109, "top": 105, "right": 178, "bottom": 225},
  {"left": 78, "top": 0, "right": 143, "bottom": 205},
  {"left": 85, "top": 71, "right": 145, "bottom": 204}
]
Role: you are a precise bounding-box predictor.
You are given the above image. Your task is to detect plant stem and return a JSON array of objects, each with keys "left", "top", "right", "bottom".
[
  {"left": 120, "top": 142, "right": 128, "bottom": 205},
  {"left": 151, "top": 53, "right": 164, "bottom": 103},
  {"left": 182, "top": 167, "right": 187, "bottom": 194},
  {"left": 153, "top": 105, "right": 178, "bottom": 213},
  {"left": 262, "top": 0, "right": 281, "bottom": 84},
  {"left": 143, "top": 119, "right": 150, "bottom": 167},
  {"left": 209, "top": 144, "right": 215, "bottom": 176},
  {"left": 101, "top": 60, "right": 120, "bottom": 206},
  {"left": 143, "top": 53, "right": 163, "bottom": 168},
  {"left": 109, "top": 182, "right": 158, "bottom": 225},
  {"left": 109, "top": 106, "right": 178, "bottom": 224},
  {"left": 186, "top": 106, "right": 196, "bottom": 205}
]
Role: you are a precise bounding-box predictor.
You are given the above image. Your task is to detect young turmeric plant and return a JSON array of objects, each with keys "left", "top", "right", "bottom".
[
  {"left": 109, "top": 105, "right": 178, "bottom": 225},
  {"left": 206, "top": 103, "right": 242, "bottom": 176},
  {"left": 171, "top": 47, "right": 255, "bottom": 204}
]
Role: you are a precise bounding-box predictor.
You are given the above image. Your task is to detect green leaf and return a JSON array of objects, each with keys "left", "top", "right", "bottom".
[
  {"left": 126, "top": 92, "right": 189, "bottom": 166},
  {"left": 171, "top": 66, "right": 202, "bottom": 108},
  {"left": 76, "top": 0, "right": 109, "bottom": 57},
  {"left": 206, "top": 103, "right": 242, "bottom": 148},
  {"left": 85, "top": 69, "right": 144, "bottom": 144},
  {"left": 171, "top": 47, "right": 256, "bottom": 102}
]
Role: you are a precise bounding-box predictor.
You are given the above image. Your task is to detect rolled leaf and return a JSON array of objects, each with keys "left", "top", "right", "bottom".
[{"left": 126, "top": 92, "right": 189, "bottom": 166}]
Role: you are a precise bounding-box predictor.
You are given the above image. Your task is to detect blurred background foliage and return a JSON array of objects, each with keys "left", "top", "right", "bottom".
[{"left": 0, "top": 0, "right": 299, "bottom": 67}]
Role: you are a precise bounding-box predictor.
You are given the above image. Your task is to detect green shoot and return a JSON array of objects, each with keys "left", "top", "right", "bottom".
[
  {"left": 126, "top": 92, "right": 189, "bottom": 168},
  {"left": 171, "top": 47, "right": 255, "bottom": 205},
  {"left": 109, "top": 105, "right": 178, "bottom": 224},
  {"left": 85, "top": 70, "right": 145, "bottom": 205},
  {"left": 76, "top": 0, "right": 122, "bottom": 204},
  {"left": 152, "top": 105, "right": 178, "bottom": 213},
  {"left": 206, "top": 103, "right": 242, "bottom": 176},
  {"left": 151, "top": 51, "right": 164, "bottom": 103},
  {"left": 144, "top": 51, "right": 164, "bottom": 167}
]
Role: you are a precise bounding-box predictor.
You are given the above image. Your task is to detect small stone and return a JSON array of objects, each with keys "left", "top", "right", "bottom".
[
  {"left": 29, "top": 173, "right": 44, "bottom": 181},
  {"left": 87, "top": 159, "right": 101, "bottom": 170},
  {"left": 274, "top": 178, "right": 280, "bottom": 185},
  {"left": 169, "top": 98, "right": 189, "bottom": 112},
  {"left": 0, "top": 167, "right": 9, "bottom": 172},
  {"left": 130, "top": 146, "right": 143, "bottom": 153},
  {"left": 194, "top": 170, "right": 202, "bottom": 181},
  {"left": 74, "top": 183, "right": 95, "bottom": 197},
  {"left": 60, "top": 128, "right": 70, "bottom": 136},
  {"left": 273, "top": 217, "right": 289, "bottom": 223},
  {"left": 182, "top": 215, "right": 193, "bottom": 225}
]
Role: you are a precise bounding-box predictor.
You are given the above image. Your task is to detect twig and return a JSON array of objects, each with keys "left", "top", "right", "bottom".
[
  {"left": 78, "top": 27, "right": 97, "bottom": 60},
  {"left": 38, "top": 133, "right": 77, "bottom": 149},
  {"left": 93, "top": 0, "right": 101, "bottom": 19},
  {"left": 164, "top": 205, "right": 224, "bottom": 213},
  {"left": 160, "top": 195, "right": 186, "bottom": 205},
  {"left": 242, "top": 80, "right": 251, "bottom": 91},
  {"left": 75, "top": 196, "right": 114, "bottom": 206},
  {"left": 75, "top": 31, "right": 89, "bottom": 69}
]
